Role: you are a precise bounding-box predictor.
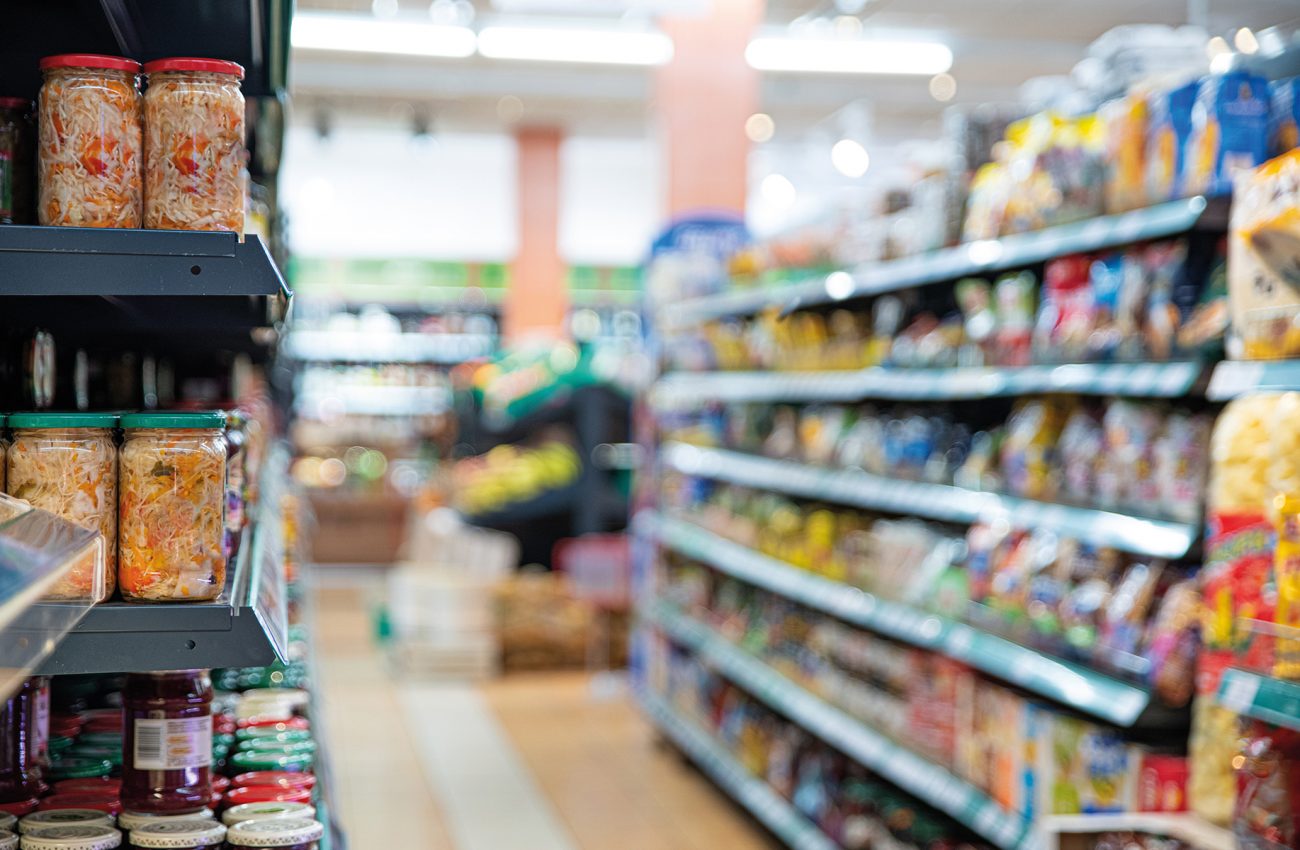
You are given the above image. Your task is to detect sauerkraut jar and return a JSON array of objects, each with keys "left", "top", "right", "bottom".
[
  {"left": 141, "top": 59, "right": 244, "bottom": 233},
  {"left": 37, "top": 54, "right": 143, "bottom": 228},
  {"left": 119, "top": 412, "right": 227, "bottom": 603},
  {"left": 6, "top": 413, "right": 118, "bottom": 602}
]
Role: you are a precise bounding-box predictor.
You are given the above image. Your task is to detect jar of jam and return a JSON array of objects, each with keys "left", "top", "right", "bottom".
[
  {"left": 227, "top": 774, "right": 313, "bottom": 794},
  {"left": 37, "top": 54, "right": 143, "bottom": 228},
  {"left": 114, "top": 812, "right": 212, "bottom": 835},
  {"left": 127, "top": 819, "right": 224, "bottom": 850},
  {"left": 6, "top": 414, "right": 119, "bottom": 601},
  {"left": 220, "top": 804, "right": 314, "bottom": 828},
  {"left": 0, "top": 828, "right": 14, "bottom": 850},
  {"left": 121, "top": 672, "right": 212, "bottom": 815},
  {"left": 218, "top": 788, "right": 310, "bottom": 810},
  {"left": 0, "top": 96, "right": 35, "bottom": 224},
  {"left": 223, "top": 819, "right": 322, "bottom": 850},
  {"left": 0, "top": 680, "right": 41, "bottom": 803},
  {"left": 16, "top": 824, "right": 122, "bottom": 849},
  {"left": 18, "top": 810, "right": 114, "bottom": 835}
]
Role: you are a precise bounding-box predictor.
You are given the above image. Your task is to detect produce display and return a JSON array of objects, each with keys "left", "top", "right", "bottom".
[
  {"left": 142, "top": 59, "right": 245, "bottom": 233},
  {"left": 452, "top": 439, "right": 580, "bottom": 517},
  {"left": 118, "top": 413, "right": 228, "bottom": 602}
]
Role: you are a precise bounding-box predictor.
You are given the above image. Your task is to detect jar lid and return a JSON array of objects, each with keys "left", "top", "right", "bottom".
[
  {"left": 74, "top": 734, "right": 122, "bottom": 748},
  {"left": 236, "top": 717, "right": 309, "bottom": 733},
  {"left": 0, "top": 97, "right": 29, "bottom": 110},
  {"left": 228, "top": 751, "right": 312, "bottom": 772},
  {"left": 238, "top": 739, "right": 316, "bottom": 756},
  {"left": 234, "top": 728, "right": 310, "bottom": 744},
  {"left": 0, "top": 803, "right": 39, "bottom": 819},
  {"left": 19, "top": 812, "right": 114, "bottom": 835},
  {"left": 142, "top": 58, "right": 244, "bottom": 79},
  {"left": 229, "top": 772, "right": 316, "bottom": 792},
  {"left": 39, "top": 54, "right": 141, "bottom": 73},
  {"left": 126, "top": 820, "right": 225, "bottom": 849},
  {"left": 220, "top": 788, "right": 310, "bottom": 808},
  {"left": 0, "top": 817, "right": 15, "bottom": 833},
  {"left": 114, "top": 813, "right": 211, "bottom": 834},
  {"left": 48, "top": 738, "right": 75, "bottom": 755},
  {"left": 120, "top": 412, "right": 226, "bottom": 430},
  {"left": 7, "top": 412, "right": 118, "bottom": 429},
  {"left": 0, "top": 828, "right": 16, "bottom": 850},
  {"left": 237, "top": 690, "right": 308, "bottom": 709},
  {"left": 17, "top": 825, "right": 122, "bottom": 850},
  {"left": 48, "top": 759, "right": 114, "bottom": 780},
  {"left": 209, "top": 778, "right": 230, "bottom": 795},
  {"left": 65, "top": 746, "right": 122, "bottom": 767},
  {"left": 225, "top": 819, "right": 323, "bottom": 848},
  {"left": 221, "top": 803, "right": 315, "bottom": 827}
]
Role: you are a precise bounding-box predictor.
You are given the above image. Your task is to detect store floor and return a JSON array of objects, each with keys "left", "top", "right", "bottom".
[{"left": 311, "top": 575, "right": 779, "bottom": 850}]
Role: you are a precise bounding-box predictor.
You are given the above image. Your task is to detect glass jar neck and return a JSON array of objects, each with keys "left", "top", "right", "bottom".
[
  {"left": 13, "top": 427, "right": 111, "bottom": 438},
  {"left": 150, "top": 70, "right": 239, "bottom": 86},
  {"left": 125, "top": 428, "right": 224, "bottom": 438}
]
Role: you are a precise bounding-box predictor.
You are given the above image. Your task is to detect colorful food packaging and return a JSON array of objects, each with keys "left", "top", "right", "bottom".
[
  {"left": 1234, "top": 721, "right": 1300, "bottom": 850},
  {"left": 1186, "top": 69, "right": 1273, "bottom": 197},
  {"left": 1272, "top": 77, "right": 1299, "bottom": 156},
  {"left": 1146, "top": 79, "right": 1201, "bottom": 201},
  {"left": 1229, "top": 152, "right": 1300, "bottom": 358},
  {"left": 1049, "top": 715, "right": 1138, "bottom": 814},
  {"left": 1137, "top": 752, "right": 1190, "bottom": 812},
  {"left": 1102, "top": 92, "right": 1149, "bottom": 213}
]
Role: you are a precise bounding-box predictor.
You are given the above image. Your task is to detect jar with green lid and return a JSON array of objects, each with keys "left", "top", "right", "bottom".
[
  {"left": 16, "top": 824, "right": 121, "bottom": 849},
  {"left": 18, "top": 811, "right": 114, "bottom": 835},
  {"left": 0, "top": 827, "right": 15, "bottom": 850},
  {"left": 225, "top": 751, "right": 310, "bottom": 775},
  {"left": 6, "top": 412, "right": 118, "bottom": 601},
  {"left": 47, "top": 759, "right": 114, "bottom": 782},
  {"left": 0, "top": 96, "right": 35, "bottom": 224},
  {"left": 219, "top": 803, "right": 313, "bottom": 828},
  {"left": 126, "top": 818, "right": 224, "bottom": 849},
  {"left": 223, "top": 819, "right": 321, "bottom": 850},
  {"left": 234, "top": 741, "right": 314, "bottom": 758},
  {"left": 113, "top": 812, "right": 212, "bottom": 836},
  {"left": 118, "top": 412, "right": 227, "bottom": 603}
]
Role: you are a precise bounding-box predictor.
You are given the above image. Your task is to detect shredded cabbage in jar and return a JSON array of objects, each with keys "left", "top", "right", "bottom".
[
  {"left": 38, "top": 68, "right": 142, "bottom": 227},
  {"left": 119, "top": 432, "right": 226, "bottom": 601},
  {"left": 144, "top": 74, "right": 244, "bottom": 232},
  {"left": 6, "top": 431, "right": 116, "bottom": 601}
]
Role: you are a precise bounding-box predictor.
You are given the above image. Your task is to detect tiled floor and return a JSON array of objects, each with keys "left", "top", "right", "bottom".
[{"left": 311, "top": 578, "right": 777, "bottom": 850}]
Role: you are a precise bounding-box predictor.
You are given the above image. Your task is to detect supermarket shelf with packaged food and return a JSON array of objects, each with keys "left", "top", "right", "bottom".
[
  {"left": 1035, "top": 815, "right": 1234, "bottom": 850},
  {"left": 660, "top": 441, "right": 1198, "bottom": 560}
]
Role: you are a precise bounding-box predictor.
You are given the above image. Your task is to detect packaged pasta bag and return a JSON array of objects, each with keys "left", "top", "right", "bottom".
[
  {"left": 1102, "top": 91, "right": 1150, "bottom": 213},
  {"left": 1186, "top": 69, "right": 1274, "bottom": 197},
  {"left": 1146, "top": 79, "right": 1201, "bottom": 201},
  {"left": 1237, "top": 150, "right": 1300, "bottom": 298}
]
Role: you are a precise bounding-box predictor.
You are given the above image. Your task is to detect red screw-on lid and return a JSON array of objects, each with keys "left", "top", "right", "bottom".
[
  {"left": 0, "top": 800, "right": 38, "bottom": 817},
  {"left": 230, "top": 772, "right": 316, "bottom": 791},
  {"left": 221, "top": 786, "right": 312, "bottom": 808},
  {"left": 53, "top": 778, "right": 120, "bottom": 796},
  {"left": 143, "top": 57, "right": 244, "bottom": 79},
  {"left": 39, "top": 54, "right": 141, "bottom": 73}
]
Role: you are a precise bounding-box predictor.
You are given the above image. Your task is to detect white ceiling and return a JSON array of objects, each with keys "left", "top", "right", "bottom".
[{"left": 289, "top": 0, "right": 1300, "bottom": 140}]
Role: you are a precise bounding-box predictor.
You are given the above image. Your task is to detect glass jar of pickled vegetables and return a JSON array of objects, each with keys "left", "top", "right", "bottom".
[
  {"left": 118, "top": 412, "right": 227, "bottom": 603},
  {"left": 224, "top": 818, "right": 322, "bottom": 850},
  {"left": 121, "top": 671, "right": 212, "bottom": 816},
  {"left": 6, "top": 413, "right": 118, "bottom": 601},
  {"left": 37, "top": 54, "right": 142, "bottom": 228},
  {"left": 0, "top": 97, "right": 34, "bottom": 224},
  {"left": 222, "top": 414, "right": 246, "bottom": 562},
  {"left": 141, "top": 59, "right": 244, "bottom": 233}
]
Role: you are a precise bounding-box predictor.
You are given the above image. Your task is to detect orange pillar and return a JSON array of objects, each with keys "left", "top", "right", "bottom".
[
  {"left": 656, "top": 0, "right": 763, "bottom": 216},
  {"left": 504, "top": 126, "right": 568, "bottom": 342}
]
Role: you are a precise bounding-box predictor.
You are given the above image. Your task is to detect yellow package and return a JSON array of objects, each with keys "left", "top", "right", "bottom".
[
  {"left": 1229, "top": 152, "right": 1300, "bottom": 359},
  {"left": 1187, "top": 697, "right": 1239, "bottom": 826},
  {"left": 1102, "top": 92, "right": 1149, "bottom": 213}
]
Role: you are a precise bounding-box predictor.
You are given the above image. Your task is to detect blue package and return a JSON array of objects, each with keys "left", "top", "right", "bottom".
[
  {"left": 1146, "top": 79, "right": 1200, "bottom": 200},
  {"left": 1187, "top": 69, "right": 1272, "bottom": 196},
  {"left": 1273, "top": 76, "right": 1299, "bottom": 155}
]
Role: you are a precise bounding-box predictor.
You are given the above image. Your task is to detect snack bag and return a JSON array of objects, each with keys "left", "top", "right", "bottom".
[
  {"left": 1086, "top": 252, "right": 1126, "bottom": 362},
  {"left": 1001, "top": 398, "right": 1067, "bottom": 500},
  {"left": 1234, "top": 721, "right": 1300, "bottom": 850},
  {"left": 962, "top": 161, "right": 1012, "bottom": 242},
  {"left": 1145, "top": 579, "right": 1200, "bottom": 708},
  {"left": 1153, "top": 411, "right": 1212, "bottom": 524},
  {"left": 1230, "top": 153, "right": 1300, "bottom": 358},
  {"left": 1103, "top": 92, "right": 1149, "bottom": 213},
  {"left": 1138, "top": 753, "right": 1190, "bottom": 812},
  {"left": 1190, "top": 697, "right": 1241, "bottom": 825},
  {"left": 1059, "top": 407, "right": 1103, "bottom": 504},
  {"left": 1186, "top": 70, "right": 1274, "bottom": 197},
  {"left": 1272, "top": 77, "right": 1299, "bottom": 156},
  {"left": 1145, "top": 240, "right": 1191, "bottom": 361},
  {"left": 1096, "top": 400, "right": 1164, "bottom": 510},
  {"left": 1147, "top": 79, "right": 1201, "bottom": 201},
  {"left": 1079, "top": 725, "right": 1139, "bottom": 813},
  {"left": 1177, "top": 240, "right": 1230, "bottom": 358},
  {"left": 994, "top": 271, "right": 1037, "bottom": 366},
  {"left": 1100, "top": 560, "right": 1165, "bottom": 658}
]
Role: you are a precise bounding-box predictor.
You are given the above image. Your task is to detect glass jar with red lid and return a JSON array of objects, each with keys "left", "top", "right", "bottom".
[
  {"left": 223, "top": 818, "right": 322, "bottom": 850},
  {"left": 227, "top": 774, "right": 313, "bottom": 793},
  {"left": 121, "top": 672, "right": 212, "bottom": 814},
  {"left": 38, "top": 795, "right": 121, "bottom": 815},
  {"left": 0, "top": 679, "right": 42, "bottom": 803},
  {"left": 141, "top": 58, "right": 244, "bottom": 233},
  {"left": 37, "top": 54, "right": 142, "bottom": 228},
  {"left": 219, "top": 787, "right": 310, "bottom": 810}
]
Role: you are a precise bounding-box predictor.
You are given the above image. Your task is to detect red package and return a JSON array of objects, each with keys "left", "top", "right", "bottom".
[
  {"left": 1235, "top": 722, "right": 1300, "bottom": 850},
  {"left": 1138, "top": 753, "right": 1189, "bottom": 812},
  {"left": 1203, "top": 511, "right": 1276, "bottom": 691}
]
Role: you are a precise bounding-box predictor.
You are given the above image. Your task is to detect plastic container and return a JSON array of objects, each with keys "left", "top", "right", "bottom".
[
  {"left": 5, "top": 414, "right": 118, "bottom": 600},
  {"left": 126, "top": 819, "right": 224, "bottom": 849},
  {"left": 120, "top": 672, "right": 212, "bottom": 815},
  {"left": 222, "top": 819, "right": 321, "bottom": 850},
  {"left": 113, "top": 813, "right": 212, "bottom": 835},
  {"left": 16, "top": 824, "right": 121, "bottom": 849},
  {"left": 37, "top": 54, "right": 142, "bottom": 228},
  {"left": 0, "top": 97, "right": 35, "bottom": 224},
  {"left": 219, "top": 804, "right": 313, "bottom": 828},
  {"left": 18, "top": 811, "right": 114, "bottom": 835},
  {"left": 118, "top": 413, "right": 227, "bottom": 602},
  {"left": 0, "top": 680, "right": 42, "bottom": 804},
  {"left": 141, "top": 59, "right": 244, "bottom": 233}
]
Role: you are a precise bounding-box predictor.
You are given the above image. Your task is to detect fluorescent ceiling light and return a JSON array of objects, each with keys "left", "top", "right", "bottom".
[
  {"left": 477, "top": 25, "right": 674, "bottom": 65},
  {"left": 292, "top": 12, "right": 476, "bottom": 58},
  {"left": 746, "top": 35, "right": 952, "bottom": 75}
]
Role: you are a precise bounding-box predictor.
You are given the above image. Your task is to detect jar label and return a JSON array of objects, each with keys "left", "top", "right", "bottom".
[{"left": 133, "top": 717, "right": 213, "bottom": 770}]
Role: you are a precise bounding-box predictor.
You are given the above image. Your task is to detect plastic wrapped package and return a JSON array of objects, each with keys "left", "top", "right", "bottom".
[
  {"left": 5, "top": 413, "right": 118, "bottom": 601},
  {"left": 118, "top": 412, "right": 227, "bottom": 602},
  {"left": 37, "top": 54, "right": 142, "bottom": 227},
  {"left": 1189, "top": 698, "right": 1239, "bottom": 825},
  {"left": 142, "top": 58, "right": 245, "bottom": 232},
  {"left": 1185, "top": 69, "right": 1274, "bottom": 198},
  {"left": 1229, "top": 151, "right": 1300, "bottom": 359}
]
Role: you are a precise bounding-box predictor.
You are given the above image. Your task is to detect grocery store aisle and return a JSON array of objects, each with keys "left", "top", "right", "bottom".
[{"left": 310, "top": 575, "right": 777, "bottom": 850}]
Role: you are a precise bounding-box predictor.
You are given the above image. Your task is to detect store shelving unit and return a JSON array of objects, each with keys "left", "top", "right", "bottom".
[
  {"left": 653, "top": 361, "right": 1205, "bottom": 407},
  {"left": 643, "top": 599, "right": 1032, "bottom": 850},
  {"left": 637, "top": 688, "right": 839, "bottom": 850},
  {"left": 662, "top": 442, "right": 1197, "bottom": 560},
  {"left": 640, "top": 512, "right": 1162, "bottom": 727},
  {"left": 660, "top": 196, "right": 1224, "bottom": 327}
]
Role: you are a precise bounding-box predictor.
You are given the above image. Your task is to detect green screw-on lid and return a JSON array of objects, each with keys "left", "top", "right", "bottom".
[
  {"left": 237, "top": 739, "right": 316, "bottom": 756},
  {"left": 48, "top": 736, "right": 75, "bottom": 755},
  {"left": 66, "top": 744, "right": 122, "bottom": 766},
  {"left": 75, "top": 733, "right": 123, "bottom": 747},
  {"left": 119, "top": 412, "right": 226, "bottom": 429},
  {"left": 8, "top": 412, "right": 118, "bottom": 429},
  {"left": 227, "top": 750, "right": 313, "bottom": 773},
  {"left": 47, "top": 757, "right": 114, "bottom": 780}
]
